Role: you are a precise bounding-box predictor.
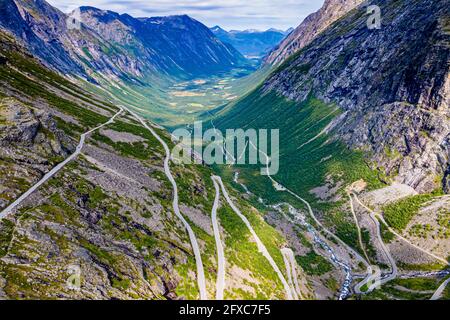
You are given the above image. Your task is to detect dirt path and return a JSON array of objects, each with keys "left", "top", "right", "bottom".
[
  {"left": 213, "top": 175, "right": 294, "bottom": 300},
  {"left": 281, "top": 248, "right": 302, "bottom": 299},
  {"left": 354, "top": 194, "right": 449, "bottom": 266},
  {"left": 126, "top": 108, "right": 208, "bottom": 300},
  {"left": 211, "top": 177, "right": 226, "bottom": 300},
  {"left": 0, "top": 108, "right": 123, "bottom": 219}
]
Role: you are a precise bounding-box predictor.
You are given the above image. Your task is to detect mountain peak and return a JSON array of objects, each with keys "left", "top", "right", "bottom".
[
  {"left": 264, "top": 0, "right": 365, "bottom": 65},
  {"left": 211, "top": 25, "right": 226, "bottom": 32},
  {"left": 266, "top": 28, "right": 284, "bottom": 33}
]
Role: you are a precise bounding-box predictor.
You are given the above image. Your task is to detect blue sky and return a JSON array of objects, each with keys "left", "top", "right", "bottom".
[{"left": 48, "top": 0, "right": 324, "bottom": 31}]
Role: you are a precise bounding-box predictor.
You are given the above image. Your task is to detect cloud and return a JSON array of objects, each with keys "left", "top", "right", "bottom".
[{"left": 47, "top": 0, "right": 324, "bottom": 30}]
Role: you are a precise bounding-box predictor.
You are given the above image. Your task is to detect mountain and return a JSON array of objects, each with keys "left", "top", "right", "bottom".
[
  {"left": 0, "top": 0, "right": 247, "bottom": 80},
  {"left": 264, "top": 0, "right": 365, "bottom": 65},
  {"left": 1, "top": 0, "right": 449, "bottom": 302},
  {"left": 285, "top": 27, "right": 295, "bottom": 34},
  {"left": 0, "top": 0, "right": 151, "bottom": 80},
  {"left": 210, "top": 25, "right": 229, "bottom": 38},
  {"left": 0, "top": 0, "right": 86, "bottom": 75},
  {"left": 218, "top": 0, "right": 449, "bottom": 194},
  {"left": 211, "top": 26, "right": 289, "bottom": 58},
  {"left": 265, "top": 0, "right": 449, "bottom": 193},
  {"left": 78, "top": 7, "right": 247, "bottom": 77},
  {"left": 0, "top": 28, "right": 305, "bottom": 300},
  {"left": 213, "top": 0, "right": 449, "bottom": 267}
]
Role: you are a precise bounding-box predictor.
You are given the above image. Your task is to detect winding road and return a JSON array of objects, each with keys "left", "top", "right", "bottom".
[
  {"left": 213, "top": 175, "right": 294, "bottom": 300},
  {"left": 248, "top": 141, "right": 373, "bottom": 298},
  {"left": 211, "top": 177, "right": 226, "bottom": 300},
  {"left": 281, "top": 248, "right": 301, "bottom": 300},
  {"left": 348, "top": 193, "right": 371, "bottom": 263},
  {"left": 277, "top": 180, "right": 371, "bottom": 277},
  {"left": 351, "top": 193, "right": 398, "bottom": 294},
  {"left": 430, "top": 277, "right": 450, "bottom": 300},
  {"left": 126, "top": 108, "right": 208, "bottom": 300},
  {"left": 250, "top": 142, "right": 369, "bottom": 264},
  {"left": 352, "top": 193, "right": 450, "bottom": 296},
  {"left": 272, "top": 202, "right": 353, "bottom": 299},
  {"left": 0, "top": 108, "right": 123, "bottom": 220}
]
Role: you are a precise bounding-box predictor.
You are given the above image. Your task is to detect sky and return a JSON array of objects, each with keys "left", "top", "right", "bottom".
[{"left": 47, "top": 0, "right": 325, "bottom": 31}]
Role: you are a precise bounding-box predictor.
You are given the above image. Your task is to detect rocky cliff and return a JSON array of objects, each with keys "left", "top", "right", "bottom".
[
  {"left": 211, "top": 26, "right": 288, "bottom": 58},
  {"left": 264, "top": 0, "right": 365, "bottom": 65},
  {"left": 0, "top": 0, "right": 247, "bottom": 80},
  {"left": 262, "top": 0, "right": 449, "bottom": 193},
  {"left": 0, "top": 0, "right": 85, "bottom": 75}
]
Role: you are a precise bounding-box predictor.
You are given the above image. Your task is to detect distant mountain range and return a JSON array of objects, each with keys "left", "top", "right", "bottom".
[
  {"left": 0, "top": 0, "right": 248, "bottom": 81},
  {"left": 210, "top": 26, "right": 292, "bottom": 58}
]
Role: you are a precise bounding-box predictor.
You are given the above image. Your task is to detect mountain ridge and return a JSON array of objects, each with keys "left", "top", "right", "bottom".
[
  {"left": 264, "top": 0, "right": 450, "bottom": 193},
  {"left": 264, "top": 0, "right": 365, "bottom": 65},
  {"left": 0, "top": 0, "right": 247, "bottom": 81}
]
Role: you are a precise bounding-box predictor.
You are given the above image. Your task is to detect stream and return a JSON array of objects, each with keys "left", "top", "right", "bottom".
[{"left": 233, "top": 172, "right": 353, "bottom": 300}]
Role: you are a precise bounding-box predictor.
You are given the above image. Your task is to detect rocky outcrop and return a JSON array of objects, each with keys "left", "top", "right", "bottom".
[
  {"left": 263, "top": 0, "right": 450, "bottom": 192},
  {"left": 0, "top": 100, "right": 40, "bottom": 145},
  {"left": 264, "top": 0, "right": 365, "bottom": 65},
  {"left": 0, "top": 97, "right": 75, "bottom": 209},
  {"left": 444, "top": 167, "right": 450, "bottom": 194}
]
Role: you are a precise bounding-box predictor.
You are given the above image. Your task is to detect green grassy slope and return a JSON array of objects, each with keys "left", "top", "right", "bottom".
[
  {"left": 0, "top": 31, "right": 295, "bottom": 299},
  {"left": 211, "top": 89, "right": 387, "bottom": 249},
  {"left": 214, "top": 89, "right": 385, "bottom": 202}
]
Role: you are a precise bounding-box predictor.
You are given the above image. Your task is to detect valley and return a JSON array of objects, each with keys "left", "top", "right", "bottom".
[{"left": 0, "top": 0, "right": 449, "bottom": 301}]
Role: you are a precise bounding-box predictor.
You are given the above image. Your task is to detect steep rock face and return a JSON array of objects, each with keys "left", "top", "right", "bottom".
[
  {"left": 0, "top": 0, "right": 246, "bottom": 80},
  {"left": 264, "top": 0, "right": 364, "bottom": 65},
  {"left": 0, "top": 95, "right": 77, "bottom": 209},
  {"left": 0, "top": 0, "right": 85, "bottom": 75},
  {"left": 263, "top": 0, "right": 450, "bottom": 192},
  {"left": 18, "top": 0, "right": 173, "bottom": 78}
]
